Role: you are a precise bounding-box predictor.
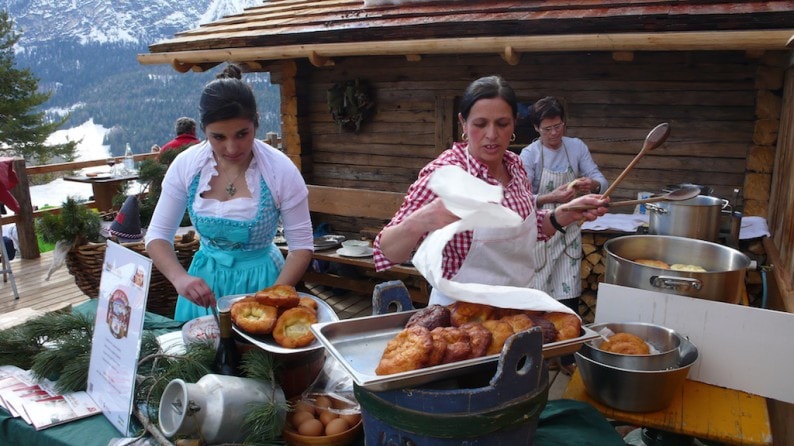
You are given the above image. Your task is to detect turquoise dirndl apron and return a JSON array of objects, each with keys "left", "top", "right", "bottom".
[{"left": 173, "top": 175, "right": 285, "bottom": 322}]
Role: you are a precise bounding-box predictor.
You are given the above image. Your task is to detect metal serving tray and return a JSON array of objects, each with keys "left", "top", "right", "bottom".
[
  {"left": 218, "top": 293, "right": 339, "bottom": 355},
  {"left": 311, "top": 310, "right": 598, "bottom": 391}
]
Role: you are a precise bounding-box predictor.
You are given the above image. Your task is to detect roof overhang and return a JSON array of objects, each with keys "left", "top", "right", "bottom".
[{"left": 138, "top": 29, "right": 794, "bottom": 73}]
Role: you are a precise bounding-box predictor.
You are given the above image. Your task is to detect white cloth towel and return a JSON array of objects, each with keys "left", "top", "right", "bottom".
[
  {"left": 739, "top": 216, "right": 770, "bottom": 240},
  {"left": 411, "top": 165, "right": 575, "bottom": 314},
  {"left": 582, "top": 213, "right": 649, "bottom": 232}
]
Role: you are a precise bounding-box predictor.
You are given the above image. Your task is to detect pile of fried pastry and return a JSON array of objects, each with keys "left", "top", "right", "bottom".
[
  {"left": 634, "top": 259, "right": 707, "bottom": 272},
  {"left": 596, "top": 332, "right": 650, "bottom": 355},
  {"left": 230, "top": 284, "right": 318, "bottom": 348},
  {"left": 375, "top": 301, "right": 581, "bottom": 375}
]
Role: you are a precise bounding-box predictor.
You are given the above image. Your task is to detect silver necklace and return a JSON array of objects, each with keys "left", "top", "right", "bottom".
[{"left": 218, "top": 164, "right": 245, "bottom": 197}]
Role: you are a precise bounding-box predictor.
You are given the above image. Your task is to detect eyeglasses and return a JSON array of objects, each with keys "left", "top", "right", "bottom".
[{"left": 539, "top": 122, "right": 565, "bottom": 134}]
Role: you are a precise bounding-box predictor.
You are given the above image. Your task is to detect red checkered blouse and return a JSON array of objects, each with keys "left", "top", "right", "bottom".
[{"left": 373, "top": 143, "right": 549, "bottom": 278}]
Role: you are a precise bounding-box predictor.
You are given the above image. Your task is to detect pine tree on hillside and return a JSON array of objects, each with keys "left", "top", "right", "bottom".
[{"left": 0, "top": 11, "right": 76, "bottom": 163}]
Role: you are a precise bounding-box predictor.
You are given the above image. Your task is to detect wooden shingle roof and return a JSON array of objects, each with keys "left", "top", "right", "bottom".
[{"left": 138, "top": 0, "right": 794, "bottom": 71}]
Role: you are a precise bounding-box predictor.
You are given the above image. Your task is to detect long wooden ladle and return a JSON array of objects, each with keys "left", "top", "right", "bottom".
[
  {"left": 600, "top": 122, "right": 671, "bottom": 199},
  {"left": 561, "top": 185, "right": 699, "bottom": 212}
]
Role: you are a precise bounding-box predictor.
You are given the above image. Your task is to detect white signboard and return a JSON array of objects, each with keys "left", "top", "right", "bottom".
[
  {"left": 596, "top": 283, "right": 794, "bottom": 404},
  {"left": 87, "top": 241, "right": 152, "bottom": 435}
]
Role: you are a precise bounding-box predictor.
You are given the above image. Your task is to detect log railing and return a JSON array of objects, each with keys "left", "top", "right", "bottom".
[{"left": 1, "top": 153, "right": 159, "bottom": 260}]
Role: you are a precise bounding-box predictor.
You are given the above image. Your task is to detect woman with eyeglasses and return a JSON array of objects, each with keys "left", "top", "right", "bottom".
[
  {"left": 519, "top": 96, "right": 608, "bottom": 373},
  {"left": 373, "top": 78, "right": 608, "bottom": 309}
]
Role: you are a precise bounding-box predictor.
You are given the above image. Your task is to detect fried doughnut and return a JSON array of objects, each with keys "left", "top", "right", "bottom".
[
  {"left": 230, "top": 298, "right": 278, "bottom": 335},
  {"left": 375, "top": 325, "right": 434, "bottom": 375},
  {"left": 426, "top": 329, "right": 447, "bottom": 367},
  {"left": 449, "top": 301, "right": 495, "bottom": 327},
  {"left": 500, "top": 313, "right": 535, "bottom": 333},
  {"left": 481, "top": 320, "right": 515, "bottom": 356},
  {"left": 298, "top": 296, "right": 318, "bottom": 312},
  {"left": 272, "top": 306, "right": 317, "bottom": 348},
  {"left": 406, "top": 304, "right": 451, "bottom": 331},
  {"left": 634, "top": 259, "right": 671, "bottom": 269},
  {"left": 430, "top": 327, "right": 472, "bottom": 364},
  {"left": 255, "top": 284, "right": 300, "bottom": 309},
  {"left": 525, "top": 315, "right": 558, "bottom": 343},
  {"left": 600, "top": 332, "right": 650, "bottom": 355},
  {"left": 542, "top": 312, "right": 581, "bottom": 341},
  {"left": 459, "top": 322, "right": 492, "bottom": 359}
]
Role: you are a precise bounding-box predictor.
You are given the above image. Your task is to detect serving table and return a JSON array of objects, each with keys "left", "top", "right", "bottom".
[
  {"left": 63, "top": 173, "right": 139, "bottom": 211},
  {"left": 563, "top": 370, "right": 773, "bottom": 445}
]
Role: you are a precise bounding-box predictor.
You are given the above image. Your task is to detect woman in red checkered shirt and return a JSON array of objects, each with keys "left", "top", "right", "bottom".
[{"left": 373, "top": 75, "right": 608, "bottom": 306}]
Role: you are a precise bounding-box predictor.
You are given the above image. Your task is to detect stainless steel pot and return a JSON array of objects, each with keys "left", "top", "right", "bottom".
[
  {"left": 603, "top": 235, "right": 751, "bottom": 303},
  {"left": 647, "top": 195, "right": 727, "bottom": 241}
]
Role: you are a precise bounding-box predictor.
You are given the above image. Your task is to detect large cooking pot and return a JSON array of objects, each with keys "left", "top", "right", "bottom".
[
  {"left": 647, "top": 195, "right": 727, "bottom": 242},
  {"left": 603, "top": 235, "right": 751, "bottom": 303}
]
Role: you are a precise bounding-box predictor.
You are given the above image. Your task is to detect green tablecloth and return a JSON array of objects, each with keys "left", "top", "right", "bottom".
[
  {"left": 1, "top": 399, "right": 625, "bottom": 446},
  {"left": 0, "top": 301, "right": 625, "bottom": 445}
]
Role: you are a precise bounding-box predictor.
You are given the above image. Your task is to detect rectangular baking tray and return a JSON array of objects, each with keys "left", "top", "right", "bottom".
[{"left": 311, "top": 310, "right": 599, "bottom": 391}]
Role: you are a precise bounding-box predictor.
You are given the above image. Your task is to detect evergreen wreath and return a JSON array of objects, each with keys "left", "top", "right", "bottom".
[{"left": 327, "top": 79, "right": 375, "bottom": 132}]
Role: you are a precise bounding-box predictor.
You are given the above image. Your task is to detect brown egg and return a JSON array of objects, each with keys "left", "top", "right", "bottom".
[
  {"left": 291, "top": 410, "right": 315, "bottom": 427},
  {"left": 325, "top": 417, "right": 350, "bottom": 436},
  {"left": 319, "top": 409, "right": 338, "bottom": 426},
  {"left": 314, "top": 395, "right": 332, "bottom": 410},
  {"left": 340, "top": 412, "right": 361, "bottom": 426},
  {"left": 297, "top": 418, "right": 324, "bottom": 437},
  {"left": 294, "top": 400, "right": 315, "bottom": 415}
]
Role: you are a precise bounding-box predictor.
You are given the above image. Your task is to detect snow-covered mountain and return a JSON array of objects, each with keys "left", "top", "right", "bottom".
[
  {"left": 6, "top": 0, "right": 261, "bottom": 46},
  {"left": 3, "top": 0, "right": 281, "bottom": 158}
]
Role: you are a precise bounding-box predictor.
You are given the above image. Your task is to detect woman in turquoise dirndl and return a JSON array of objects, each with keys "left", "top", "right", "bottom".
[{"left": 145, "top": 64, "right": 314, "bottom": 322}]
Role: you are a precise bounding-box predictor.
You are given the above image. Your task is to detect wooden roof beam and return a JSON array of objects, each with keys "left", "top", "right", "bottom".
[{"left": 139, "top": 30, "right": 794, "bottom": 68}]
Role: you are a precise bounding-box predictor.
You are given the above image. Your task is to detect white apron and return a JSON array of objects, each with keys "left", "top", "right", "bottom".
[
  {"left": 530, "top": 146, "right": 582, "bottom": 300},
  {"left": 429, "top": 211, "right": 539, "bottom": 306}
]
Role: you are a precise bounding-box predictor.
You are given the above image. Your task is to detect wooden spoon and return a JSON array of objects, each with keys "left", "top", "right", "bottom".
[
  {"left": 600, "top": 123, "right": 671, "bottom": 199},
  {"left": 561, "top": 186, "right": 699, "bottom": 212}
]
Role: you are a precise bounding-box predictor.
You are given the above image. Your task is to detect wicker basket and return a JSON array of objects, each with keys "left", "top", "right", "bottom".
[{"left": 66, "top": 231, "right": 200, "bottom": 317}]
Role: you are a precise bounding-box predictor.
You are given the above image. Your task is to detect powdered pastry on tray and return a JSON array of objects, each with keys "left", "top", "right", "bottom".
[
  {"left": 375, "top": 325, "right": 434, "bottom": 375},
  {"left": 255, "top": 284, "right": 300, "bottom": 309},
  {"left": 542, "top": 312, "right": 582, "bottom": 341},
  {"left": 272, "top": 306, "right": 317, "bottom": 348},
  {"left": 230, "top": 297, "right": 278, "bottom": 335},
  {"left": 449, "top": 301, "right": 495, "bottom": 326},
  {"left": 405, "top": 304, "right": 451, "bottom": 331}
]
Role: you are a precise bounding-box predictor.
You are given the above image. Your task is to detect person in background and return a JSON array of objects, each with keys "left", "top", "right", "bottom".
[
  {"left": 519, "top": 96, "right": 608, "bottom": 374},
  {"left": 145, "top": 64, "right": 313, "bottom": 322},
  {"left": 159, "top": 117, "right": 201, "bottom": 155},
  {"left": 373, "top": 76, "right": 608, "bottom": 309}
]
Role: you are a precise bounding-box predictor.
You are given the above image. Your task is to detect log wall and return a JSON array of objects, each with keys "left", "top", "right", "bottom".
[{"left": 283, "top": 50, "right": 788, "bottom": 213}]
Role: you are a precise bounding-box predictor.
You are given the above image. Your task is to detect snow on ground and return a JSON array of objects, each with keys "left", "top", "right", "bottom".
[{"left": 33, "top": 119, "right": 124, "bottom": 209}]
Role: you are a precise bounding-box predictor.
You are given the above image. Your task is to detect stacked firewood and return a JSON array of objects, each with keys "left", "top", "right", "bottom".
[{"left": 579, "top": 232, "right": 616, "bottom": 323}]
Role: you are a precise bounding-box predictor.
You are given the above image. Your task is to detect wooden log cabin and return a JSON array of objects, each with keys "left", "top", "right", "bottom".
[{"left": 137, "top": 0, "right": 794, "bottom": 441}]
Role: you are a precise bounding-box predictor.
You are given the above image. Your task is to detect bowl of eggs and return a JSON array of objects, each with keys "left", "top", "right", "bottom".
[{"left": 282, "top": 393, "right": 363, "bottom": 446}]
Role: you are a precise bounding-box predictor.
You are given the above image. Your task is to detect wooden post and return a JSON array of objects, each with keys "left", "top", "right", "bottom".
[{"left": 11, "top": 158, "right": 40, "bottom": 259}]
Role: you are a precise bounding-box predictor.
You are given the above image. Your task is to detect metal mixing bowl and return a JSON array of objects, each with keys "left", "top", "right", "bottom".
[
  {"left": 586, "top": 322, "right": 682, "bottom": 371},
  {"left": 575, "top": 335, "right": 698, "bottom": 412}
]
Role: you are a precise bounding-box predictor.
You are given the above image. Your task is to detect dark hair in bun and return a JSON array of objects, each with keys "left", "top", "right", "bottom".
[{"left": 199, "top": 64, "right": 258, "bottom": 129}]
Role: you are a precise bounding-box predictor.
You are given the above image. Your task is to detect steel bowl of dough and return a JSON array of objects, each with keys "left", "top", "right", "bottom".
[
  {"left": 585, "top": 322, "right": 683, "bottom": 371},
  {"left": 603, "top": 235, "right": 751, "bottom": 303},
  {"left": 575, "top": 326, "right": 698, "bottom": 412}
]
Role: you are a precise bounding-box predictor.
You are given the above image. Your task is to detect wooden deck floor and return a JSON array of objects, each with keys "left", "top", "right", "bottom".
[{"left": 0, "top": 250, "right": 374, "bottom": 323}]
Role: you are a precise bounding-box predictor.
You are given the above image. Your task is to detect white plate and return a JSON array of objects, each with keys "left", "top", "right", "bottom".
[
  {"left": 336, "top": 247, "right": 374, "bottom": 258},
  {"left": 216, "top": 292, "right": 339, "bottom": 355}
]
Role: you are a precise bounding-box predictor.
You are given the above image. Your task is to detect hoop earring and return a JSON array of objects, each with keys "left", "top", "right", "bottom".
[
  {"left": 510, "top": 133, "right": 516, "bottom": 142},
  {"left": 461, "top": 132, "right": 468, "bottom": 141}
]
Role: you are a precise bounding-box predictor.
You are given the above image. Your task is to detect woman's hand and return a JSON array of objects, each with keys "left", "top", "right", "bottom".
[
  {"left": 555, "top": 194, "right": 610, "bottom": 225},
  {"left": 173, "top": 274, "right": 216, "bottom": 308}
]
